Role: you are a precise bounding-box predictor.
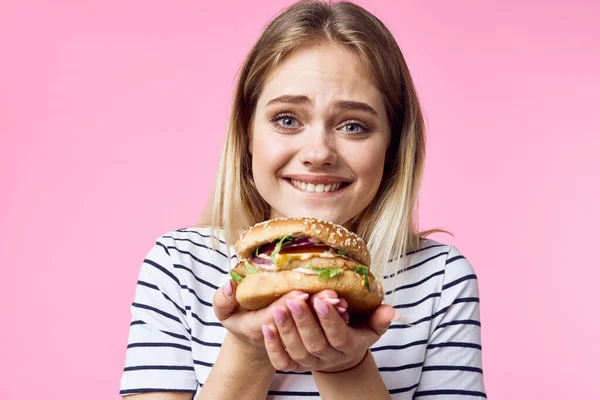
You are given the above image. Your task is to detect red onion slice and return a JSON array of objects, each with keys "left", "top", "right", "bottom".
[
  {"left": 255, "top": 236, "right": 325, "bottom": 255},
  {"left": 249, "top": 256, "right": 274, "bottom": 266}
]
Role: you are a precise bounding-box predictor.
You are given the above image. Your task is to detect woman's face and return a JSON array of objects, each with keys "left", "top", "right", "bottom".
[{"left": 250, "top": 42, "right": 390, "bottom": 225}]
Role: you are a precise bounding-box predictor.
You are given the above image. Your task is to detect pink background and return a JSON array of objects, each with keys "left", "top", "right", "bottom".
[{"left": 1, "top": 0, "right": 598, "bottom": 398}]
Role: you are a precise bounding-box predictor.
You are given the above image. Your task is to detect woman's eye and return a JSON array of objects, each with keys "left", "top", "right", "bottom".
[
  {"left": 278, "top": 117, "right": 297, "bottom": 128},
  {"left": 270, "top": 113, "right": 299, "bottom": 131},
  {"left": 340, "top": 121, "right": 369, "bottom": 135}
]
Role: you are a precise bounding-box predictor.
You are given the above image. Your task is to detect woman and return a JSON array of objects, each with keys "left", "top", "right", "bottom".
[{"left": 120, "top": 1, "right": 486, "bottom": 398}]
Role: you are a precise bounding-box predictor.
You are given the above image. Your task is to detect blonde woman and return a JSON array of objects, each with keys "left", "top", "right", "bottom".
[{"left": 120, "top": 1, "right": 486, "bottom": 399}]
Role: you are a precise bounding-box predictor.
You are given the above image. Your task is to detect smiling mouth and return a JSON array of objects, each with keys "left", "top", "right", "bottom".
[{"left": 285, "top": 178, "right": 351, "bottom": 194}]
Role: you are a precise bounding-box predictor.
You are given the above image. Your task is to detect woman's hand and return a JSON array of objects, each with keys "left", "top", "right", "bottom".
[
  {"left": 212, "top": 280, "right": 348, "bottom": 363},
  {"left": 261, "top": 290, "right": 397, "bottom": 372}
]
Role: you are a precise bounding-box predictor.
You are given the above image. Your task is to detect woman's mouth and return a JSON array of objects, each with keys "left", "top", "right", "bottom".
[{"left": 286, "top": 178, "right": 350, "bottom": 194}]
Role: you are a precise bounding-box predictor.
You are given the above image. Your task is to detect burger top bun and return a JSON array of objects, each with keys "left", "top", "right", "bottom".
[{"left": 235, "top": 217, "right": 370, "bottom": 266}]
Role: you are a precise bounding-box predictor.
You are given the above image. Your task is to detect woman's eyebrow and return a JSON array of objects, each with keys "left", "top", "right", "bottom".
[
  {"left": 335, "top": 100, "right": 379, "bottom": 118},
  {"left": 266, "top": 95, "right": 379, "bottom": 117}
]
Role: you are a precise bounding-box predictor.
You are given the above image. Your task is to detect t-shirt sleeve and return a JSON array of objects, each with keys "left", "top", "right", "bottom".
[
  {"left": 119, "top": 236, "right": 198, "bottom": 397},
  {"left": 415, "top": 245, "right": 487, "bottom": 398}
]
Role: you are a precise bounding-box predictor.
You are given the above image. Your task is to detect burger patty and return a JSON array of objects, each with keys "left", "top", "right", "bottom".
[{"left": 234, "top": 255, "right": 373, "bottom": 278}]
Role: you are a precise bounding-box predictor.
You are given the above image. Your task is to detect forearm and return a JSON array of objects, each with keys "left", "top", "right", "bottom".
[
  {"left": 312, "top": 351, "right": 390, "bottom": 400},
  {"left": 198, "top": 333, "right": 276, "bottom": 399}
]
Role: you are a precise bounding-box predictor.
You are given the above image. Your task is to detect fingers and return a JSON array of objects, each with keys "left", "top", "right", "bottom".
[
  {"left": 261, "top": 324, "right": 301, "bottom": 372},
  {"left": 366, "top": 304, "right": 398, "bottom": 336},
  {"left": 213, "top": 279, "right": 240, "bottom": 321},
  {"left": 270, "top": 304, "right": 320, "bottom": 369},
  {"left": 311, "top": 296, "right": 353, "bottom": 352},
  {"left": 310, "top": 291, "right": 348, "bottom": 322}
]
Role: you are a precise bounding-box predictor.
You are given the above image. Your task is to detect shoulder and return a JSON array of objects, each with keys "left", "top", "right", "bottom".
[
  {"left": 384, "top": 238, "right": 478, "bottom": 304},
  {"left": 401, "top": 238, "right": 477, "bottom": 278},
  {"left": 141, "top": 226, "right": 235, "bottom": 286}
]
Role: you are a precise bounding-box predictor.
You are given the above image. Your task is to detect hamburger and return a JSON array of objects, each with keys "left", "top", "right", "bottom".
[{"left": 230, "top": 216, "right": 384, "bottom": 314}]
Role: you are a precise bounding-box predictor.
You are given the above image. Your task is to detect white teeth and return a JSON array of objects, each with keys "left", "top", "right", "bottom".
[{"left": 290, "top": 179, "right": 345, "bottom": 194}]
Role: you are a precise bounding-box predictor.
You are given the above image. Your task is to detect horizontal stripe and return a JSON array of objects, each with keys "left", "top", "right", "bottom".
[
  {"left": 159, "top": 329, "right": 190, "bottom": 341},
  {"left": 414, "top": 389, "right": 487, "bottom": 398},
  {"left": 137, "top": 280, "right": 159, "bottom": 291},
  {"left": 124, "top": 365, "right": 194, "bottom": 371},
  {"left": 190, "top": 312, "right": 223, "bottom": 328},
  {"left": 454, "top": 296, "right": 480, "bottom": 304},
  {"left": 175, "top": 228, "right": 227, "bottom": 245},
  {"left": 389, "top": 305, "right": 450, "bottom": 329},
  {"left": 394, "top": 292, "right": 441, "bottom": 309},
  {"left": 193, "top": 359, "right": 214, "bottom": 368},
  {"left": 129, "top": 321, "right": 190, "bottom": 341},
  {"left": 391, "top": 296, "right": 480, "bottom": 328},
  {"left": 378, "top": 362, "right": 423, "bottom": 372},
  {"left": 191, "top": 336, "right": 222, "bottom": 348},
  {"left": 386, "top": 269, "right": 444, "bottom": 295},
  {"left": 182, "top": 284, "right": 213, "bottom": 307},
  {"left": 446, "top": 255, "right": 465, "bottom": 265},
  {"left": 422, "top": 365, "right": 483, "bottom": 374},
  {"left": 155, "top": 241, "right": 171, "bottom": 256},
  {"left": 144, "top": 259, "right": 181, "bottom": 286},
  {"left": 371, "top": 339, "right": 428, "bottom": 352},
  {"left": 389, "top": 383, "right": 419, "bottom": 394},
  {"left": 132, "top": 302, "right": 182, "bottom": 323},
  {"left": 137, "top": 281, "right": 188, "bottom": 317},
  {"left": 427, "top": 342, "right": 482, "bottom": 350},
  {"left": 164, "top": 235, "right": 229, "bottom": 259},
  {"left": 173, "top": 263, "right": 219, "bottom": 290},
  {"left": 276, "top": 370, "right": 312, "bottom": 375},
  {"left": 139, "top": 263, "right": 214, "bottom": 309},
  {"left": 267, "top": 390, "right": 319, "bottom": 396},
  {"left": 127, "top": 342, "right": 192, "bottom": 351},
  {"left": 435, "top": 319, "right": 481, "bottom": 331},
  {"left": 384, "top": 251, "right": 449, "bottom": 279},
  {"left": 120, "top": 388, "right": 196, "bottom": 395},
  {"left": 387, "top": 243, "right": 447, "bottom": 262},
  {"left": 442, "top": 274, "right": 477, "bottom": 290},
  {"left": 168, "top": 246, "right": 229, "bottom": 275}
]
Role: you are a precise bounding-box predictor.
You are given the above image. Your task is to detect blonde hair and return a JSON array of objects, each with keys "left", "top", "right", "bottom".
[{"left": 200, "top": 0, "right": 450, "bottom": 279}]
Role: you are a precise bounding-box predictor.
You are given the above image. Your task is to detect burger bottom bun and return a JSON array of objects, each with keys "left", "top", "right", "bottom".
[{"left": 235, "top": 270, "right": 383, "bottom": 314}]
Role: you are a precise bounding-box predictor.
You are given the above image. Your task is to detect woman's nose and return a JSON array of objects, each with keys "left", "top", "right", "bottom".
[{"left": 298, "top": 131, "right": 338, "bottom": 167}]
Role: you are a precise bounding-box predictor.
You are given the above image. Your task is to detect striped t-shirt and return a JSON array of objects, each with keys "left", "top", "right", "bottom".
[{"left": 120, "top": 227, "right": 486, "bottom": 399}]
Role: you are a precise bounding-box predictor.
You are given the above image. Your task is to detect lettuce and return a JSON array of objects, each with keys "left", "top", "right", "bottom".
[
  {"left": 355, "top": 265, "right": 371, "bottom": 292},
  {"left": 229, "top": 270, "right": 243, "bottom": 283},
  {"left": 307, "top": 265, "right": 344, "bottom": 281},
  {"left": 270, "top": 235, "right": 292, "bottom": 266},
  {"left": 244, "top": 260, "right": 261, "bottom": 275}
]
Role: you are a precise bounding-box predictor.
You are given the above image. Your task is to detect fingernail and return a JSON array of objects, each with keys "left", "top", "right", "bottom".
[
  {"left": 286, "top": 300, "right": 303, "bottom": 316},
  {"left": 313, "top": 297, "right": 329, "bottom": 316},
  {"left": 335, "top": 306, "right": 346, "bottom": 314},
  {"left": 223, "top": 280, "right": 233, "bottom": 296},
  {"left": 324, "top": 298, "right": 341, "bottom": 305},
  {"left": 261, "top": 324, "right": 274, "bottom": 340},
  {"left": 272, "top": 306, "right": 287, "bottom": 324},
  {"left": 392, "top": 311, "right": 402, "bottom": 321},
  {"left": 343, "top": 312, "right": 350, "bottom": 324},
  {"left": 296, "top": 293, "right": 309, "bottom": 301}
]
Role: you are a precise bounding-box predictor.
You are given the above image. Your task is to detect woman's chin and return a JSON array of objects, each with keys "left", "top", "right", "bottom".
[{"left": 268, "top": 208, "right": 352, "bottom": 226}]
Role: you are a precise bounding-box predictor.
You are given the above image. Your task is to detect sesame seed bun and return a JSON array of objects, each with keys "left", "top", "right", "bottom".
[
  {"left": 232, "top": 217, "right": 383, "bottom": 314},
  {"left": 235, "top": 217, "right": 370, "bottom": 266}
]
